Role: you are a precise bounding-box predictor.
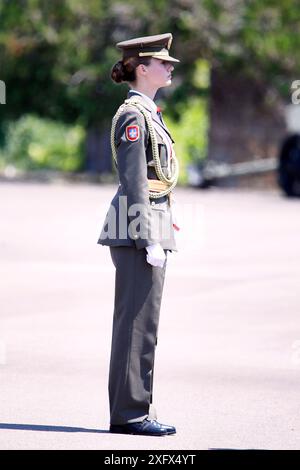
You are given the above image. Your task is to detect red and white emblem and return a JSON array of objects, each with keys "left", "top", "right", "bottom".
[{"left": 126, "top": 125, "right": 139, "bottom": 142}]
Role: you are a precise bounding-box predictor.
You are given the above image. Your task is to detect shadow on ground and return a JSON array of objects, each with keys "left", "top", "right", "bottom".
[{"left": 0, "top": 423, "right": 107, "bottom": 434}]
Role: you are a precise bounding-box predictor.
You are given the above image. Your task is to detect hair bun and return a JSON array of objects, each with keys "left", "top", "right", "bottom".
[
  {"left": 111, "top": 60, "right": 126, "bottom": 83},
  {"left": 110, "top": 56, "right": 150, "bottom": 84}
]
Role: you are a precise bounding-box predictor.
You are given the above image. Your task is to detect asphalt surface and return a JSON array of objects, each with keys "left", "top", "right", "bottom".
[{"left": 1, "top": 181, "right": 300, "bottom": 450}]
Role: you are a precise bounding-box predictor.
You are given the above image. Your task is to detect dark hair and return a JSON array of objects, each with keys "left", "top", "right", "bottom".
[{"left": 111, "top": 56, "right": 152, "bottom": 84}]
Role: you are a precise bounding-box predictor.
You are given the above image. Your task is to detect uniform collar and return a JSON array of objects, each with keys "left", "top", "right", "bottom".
[
  {"left": 127, "top": 89, "right": 174, "bottom": 143},
  {"left": 128, "top": 89, "right": 157, "bottom": 114}
]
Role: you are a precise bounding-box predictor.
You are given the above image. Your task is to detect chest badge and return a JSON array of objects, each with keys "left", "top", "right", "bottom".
[{"left": 126, "top": 125, "right": 140, "bottom": 142}]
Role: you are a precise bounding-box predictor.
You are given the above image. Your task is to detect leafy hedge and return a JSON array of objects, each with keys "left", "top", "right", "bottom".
[
  {"left": 165, "top": 97, "right": 208, "bottom": 184},
  {"left": 0, "top": 115, "right": 85, "bottom": 172},
  {"left": 0, "top": 101, "right": 208, "bottom": 183}
]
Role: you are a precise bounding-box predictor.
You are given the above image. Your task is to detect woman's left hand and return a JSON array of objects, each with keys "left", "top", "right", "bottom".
[{"left": 145, "top": 243, "right": 166, "bottom": 268}]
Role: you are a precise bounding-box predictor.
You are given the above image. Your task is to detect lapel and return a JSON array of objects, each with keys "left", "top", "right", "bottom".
[
  {"left": 127, "top": 91, "right": 174, "bottom": 143},
  {"left": 151, "top": 110, "right": 175, "bottom": 143}
]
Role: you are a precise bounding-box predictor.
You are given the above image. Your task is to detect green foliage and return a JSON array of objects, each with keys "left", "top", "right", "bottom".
[
  {"left": 1, "top": 0, "right": 299, "bottom": 122},
  {"left": 162, "top": 58, "right": 210, "bottom": 184},
  {"left": 1, "top": 0, "right": 300, "bottom": 176},
  {"left": 0, "top": 115, "right": 85, "bottom": 171},
  {"left": 165, "top": 97, "right": 209, "bottom": 184}
]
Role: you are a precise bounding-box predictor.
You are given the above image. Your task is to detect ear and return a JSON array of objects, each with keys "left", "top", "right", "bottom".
[{"left": 136, "top": 64, "right": 147, "bottom": 76}]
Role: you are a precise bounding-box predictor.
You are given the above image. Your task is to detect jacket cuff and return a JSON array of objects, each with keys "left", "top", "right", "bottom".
[{"left": 134, "top": 238, "right": 159, "bottom": 250}]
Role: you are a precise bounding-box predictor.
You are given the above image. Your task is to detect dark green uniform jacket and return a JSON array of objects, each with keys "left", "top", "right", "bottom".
[{"left": 98, "top": 91, "right": 177, "bottom": 252}]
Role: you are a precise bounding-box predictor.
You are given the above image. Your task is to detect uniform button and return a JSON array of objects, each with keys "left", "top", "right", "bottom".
[{"left": 133, "top": 234, "right": 138, "bottom": 239}]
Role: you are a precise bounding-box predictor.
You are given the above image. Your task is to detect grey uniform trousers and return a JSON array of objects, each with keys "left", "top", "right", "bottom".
[{"left": 109, "top": 245, "right": 168, "bottom": 425}]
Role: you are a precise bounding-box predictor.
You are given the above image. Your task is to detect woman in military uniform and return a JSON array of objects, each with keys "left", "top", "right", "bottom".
[{"left": 98, "top": 33, "right": 180, "bottom": 436}]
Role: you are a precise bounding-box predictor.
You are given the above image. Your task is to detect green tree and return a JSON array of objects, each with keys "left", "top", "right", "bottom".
[{"left": 1, "top": 0, "right": 299, "bottom": 175}]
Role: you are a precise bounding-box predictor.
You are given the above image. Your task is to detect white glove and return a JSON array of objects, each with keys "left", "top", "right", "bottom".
[{"left": 145, "top": 243, "right": 166, "bottom": 268}]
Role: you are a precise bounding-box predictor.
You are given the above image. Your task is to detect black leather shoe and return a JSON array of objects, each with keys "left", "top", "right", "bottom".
[{"left": 110, "top": 418, "right": 176, "bottom": 436}]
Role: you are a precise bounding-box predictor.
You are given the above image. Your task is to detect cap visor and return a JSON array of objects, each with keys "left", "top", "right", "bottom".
[{"left": 153, "top": 55, "right": 180, "bottom": 63}]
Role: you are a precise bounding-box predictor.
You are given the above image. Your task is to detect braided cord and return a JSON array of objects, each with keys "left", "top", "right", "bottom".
[{"left": 111, "top": 97, "right": 179, "bottom": 199}]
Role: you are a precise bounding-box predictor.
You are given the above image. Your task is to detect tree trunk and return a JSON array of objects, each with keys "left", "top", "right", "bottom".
[
  {"left": 208, "top": 67, "right": 287, "bottom": 188},
  {"left": 85, "top": 125, "right": 112, "bottom": 174}
]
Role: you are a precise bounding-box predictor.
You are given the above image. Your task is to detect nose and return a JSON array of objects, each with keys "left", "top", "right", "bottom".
[{"left": 169, "top": 64, "right": 174, "bottom": 72}]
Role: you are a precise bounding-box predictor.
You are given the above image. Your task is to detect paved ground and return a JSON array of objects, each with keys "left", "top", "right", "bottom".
[{"left": 0, "top": 181, "right": 300, "bottom": 450}]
